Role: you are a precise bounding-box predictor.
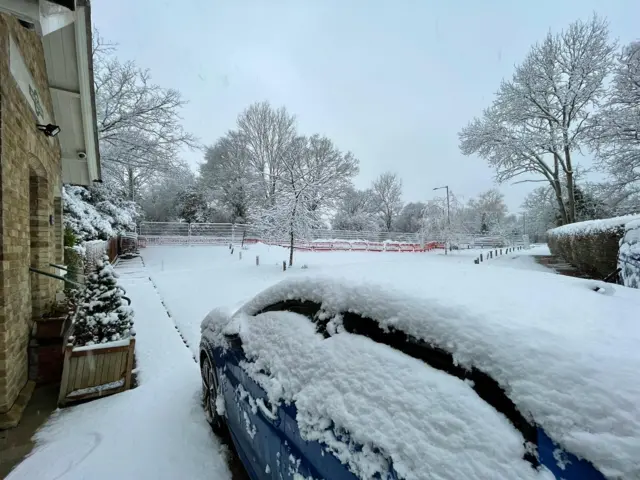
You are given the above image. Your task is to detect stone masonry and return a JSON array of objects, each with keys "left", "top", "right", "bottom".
[{"left": 0, "top": 14, "right": 63, "bottom": 415}]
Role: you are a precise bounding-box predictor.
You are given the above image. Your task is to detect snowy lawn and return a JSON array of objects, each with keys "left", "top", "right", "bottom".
[
  {"left": 143, "top": 243, "right": 540, "bottom": 359},
  {"left": 8, "top": 258, "right": 232, "bottom": 480}
]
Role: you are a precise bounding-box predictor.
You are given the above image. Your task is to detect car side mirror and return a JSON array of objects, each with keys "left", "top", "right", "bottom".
[{"left": 224, "top": 332, "right": 243, "bottom": 349}]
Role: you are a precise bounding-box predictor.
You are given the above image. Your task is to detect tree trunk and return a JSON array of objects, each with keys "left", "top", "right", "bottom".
[
  {"left": 564, "top": 146, "right": 576, "bottom": 224},
  {"left": 551, "top": 155, "right": 568, "bottom": 225},
  {"left": 289, "top": 230, "right": 294, "bottom": 267},
  {"left": 551, "top": 178, "right": 568, "bottom": 225},
  {"left": 127, "top": 167, "right": 135, "bottom": 201}
]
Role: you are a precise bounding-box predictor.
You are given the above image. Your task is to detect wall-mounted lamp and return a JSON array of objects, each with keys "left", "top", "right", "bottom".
[{"left": 36, "top": 123, "right": 61, "bottom": 137}]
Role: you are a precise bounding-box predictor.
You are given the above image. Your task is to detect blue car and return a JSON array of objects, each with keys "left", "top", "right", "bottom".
[{"left": 199, "top": 275, "right": 630, "bottom": 479}]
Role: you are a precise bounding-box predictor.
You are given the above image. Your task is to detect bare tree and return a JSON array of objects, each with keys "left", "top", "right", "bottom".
[
  {"left": 394, "top": 202, "right": 427, "bottom": 233},
  {"left": 93, "top": 33, "right": 198, "bottom": 200},
  {"left": 331, "top": 187, "right": 379, "bottom": 231},
  {"left": 200, "top": 131, "right": 261, "bottom": 223},
  {"left": 256, "top": 136, "right": 358, "bottom": 266},
  {"left": 236, "top": 101, "right": 297, "bottom": 205},
  {"left": 460, "top": 15, "right": 616, "bottom": 224},
  {"left": 372, "top": 172, "right": 403, "bottom": 231},
  {"left": 138, "top": 165, "right": 195, "bottom": 222},
  {"left": 466, "top": 189, "right": 509, "bottom": 233},
  {"left": 303, "top": 134, "right": 359, "bottom": 213},
  {"left": 589, "top": 41, "right": 640, "bottom": 192}
]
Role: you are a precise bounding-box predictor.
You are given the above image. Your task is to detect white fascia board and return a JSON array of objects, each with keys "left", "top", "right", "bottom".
[{"left": 73, "top": 4, "right": 100, "bottom": 183}]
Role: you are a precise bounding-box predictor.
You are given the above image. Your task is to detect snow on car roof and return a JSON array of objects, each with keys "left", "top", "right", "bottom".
[
  {"left": 237, "top": 310, "right": 553, "bottom": 480},
  {"left": 228, "top": 262, "right": 640, "bottom": 479}
]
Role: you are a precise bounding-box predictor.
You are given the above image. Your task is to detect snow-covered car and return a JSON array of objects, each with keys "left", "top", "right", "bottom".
[{"left": 199, "top": 266, "right": 640, "bottom": 480}]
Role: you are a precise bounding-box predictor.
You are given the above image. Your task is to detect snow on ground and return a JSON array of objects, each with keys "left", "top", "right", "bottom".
[
  {"left": 143, "top": 243, "right": 549, "bottom": 360},
  {"left": 9, "top": 257, "right": 232, "bottom": 480},
  {"left": 480, "top": 244, "right": 552, "bottom": 272}
]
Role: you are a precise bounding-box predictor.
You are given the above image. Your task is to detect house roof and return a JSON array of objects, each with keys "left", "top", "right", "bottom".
[{"left": 1, "top": 0, "right": 102, "bottom": 186}]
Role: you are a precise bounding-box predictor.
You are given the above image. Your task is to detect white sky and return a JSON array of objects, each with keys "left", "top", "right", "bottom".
[{"left": 92, "top": 0, "right": 640, "bottom": 211}]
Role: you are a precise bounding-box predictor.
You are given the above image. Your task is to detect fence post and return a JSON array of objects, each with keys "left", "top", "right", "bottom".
[
  {"left": 480, "top": 253, "right": 483, "bottom": 262},
  {"left": 256, "top": 256, "right": 260, "bottom": 266},
  {"left": 282, "top": 261, "right": 287, "bottom": 271}
]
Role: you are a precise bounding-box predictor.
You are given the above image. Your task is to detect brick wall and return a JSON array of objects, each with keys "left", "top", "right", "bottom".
[{"left": 0, "top": 15, "right": 62, "bottom": 414}]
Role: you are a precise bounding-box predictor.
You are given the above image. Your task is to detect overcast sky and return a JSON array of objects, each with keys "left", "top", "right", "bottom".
[{"left": 93, "top": 0, "right": 639, "bottom": 211}]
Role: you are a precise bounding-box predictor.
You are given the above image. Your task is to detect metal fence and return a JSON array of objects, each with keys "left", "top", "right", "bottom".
[{"left": 138, "top": 222, "right": 529, "bottom": 249}]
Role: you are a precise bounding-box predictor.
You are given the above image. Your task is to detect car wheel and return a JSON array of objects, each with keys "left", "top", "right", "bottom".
[{"left": 201, "top": 355, "right": 224, "bottom": 431}]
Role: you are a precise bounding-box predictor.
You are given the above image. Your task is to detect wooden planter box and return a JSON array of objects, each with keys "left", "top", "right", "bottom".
[{"left": 58, "top": 337, "right": 136, "bottom": 406}]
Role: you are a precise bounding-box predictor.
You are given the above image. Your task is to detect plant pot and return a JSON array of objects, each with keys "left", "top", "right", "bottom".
[{"left": 33, "top": 314, "right": 69, "bottom": 340}]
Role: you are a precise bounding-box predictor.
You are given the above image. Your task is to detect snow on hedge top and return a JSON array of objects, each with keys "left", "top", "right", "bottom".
[
  {"left": 548, "top": 213, "right": 640, "bottom": 237},
  {"left": 202, "top": 262, "right": 640, "bottom": 478},
  {"left": 235, "top": 310, "right": 553, "bottom": 480}
]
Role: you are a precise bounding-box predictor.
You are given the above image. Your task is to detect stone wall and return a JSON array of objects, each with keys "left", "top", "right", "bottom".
[{"left": 0, "top": 14, "right": 62, "bottom": 414}]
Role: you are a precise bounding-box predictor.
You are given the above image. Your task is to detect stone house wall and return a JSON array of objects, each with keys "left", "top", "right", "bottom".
[{"left": 0, "top": 13, "right": 63, "bottom": 415}]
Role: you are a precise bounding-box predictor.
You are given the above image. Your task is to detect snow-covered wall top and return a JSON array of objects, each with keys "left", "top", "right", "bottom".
[{"left": 548, "top": 214, "right": 640, "bottom": 237}]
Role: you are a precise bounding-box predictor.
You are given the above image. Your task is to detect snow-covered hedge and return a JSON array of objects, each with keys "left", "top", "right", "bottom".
[
  {"left": 63, "top": 186, "right": 139, "bottom": 241},
  {"left": 548, "top": 214, "right": 640, "bottom": 279},
  {"left": 619, "top": 219, "right": 640, "bottom": 289}
]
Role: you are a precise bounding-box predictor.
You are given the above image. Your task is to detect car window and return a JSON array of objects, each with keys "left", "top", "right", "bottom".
[
  {"left": 338, "top": 311, "right": 539, "bottom": 467},
  {"left": 256, "top": 300, "right": 322, "bottom": 320}
]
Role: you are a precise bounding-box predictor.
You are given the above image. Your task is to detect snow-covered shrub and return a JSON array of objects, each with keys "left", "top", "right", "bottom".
[
  {"left": 619, "top": 219, "right": 640, "bottom": 288},
  {"left": 548, "top": 214, "right": 640, "bottom": 278},
  {"left": 72, "top": 255, "right": 134, "bottom": 346},
  {"left": 63, "top": 185, "right": 139, "bottom": 241}
]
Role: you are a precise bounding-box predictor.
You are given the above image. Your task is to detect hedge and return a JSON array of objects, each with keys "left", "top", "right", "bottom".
[{"left": 548, "top": 214, "right": 640, "bottom": 279}]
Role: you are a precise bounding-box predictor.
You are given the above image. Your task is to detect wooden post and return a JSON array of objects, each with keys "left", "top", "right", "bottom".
[
  {"left": 124, "top": 337, "right": 136, "bottom": 390},
  {"left": 239, "top": 251, "right": 242, "bottom": 260},
  {"left": 500, "top": 248, "right": 502, "bottom": 255},
  {"left": 480, "top": 253, "right": 483, "bottom": 262},
  {"left": 230, "top": 247, "right": 234, "bottom": 255},
  {"left": 474, "top": 258, "right": 479, "bottom": 264},
  {"left": 283, "top": 261, "right": 287, "bottom": 271},
  {"left": 57, "top": 344, "right": 73, "bottom": 405},
  {"left": 256, "top": 256, "right": 260, "bottom": 266}
]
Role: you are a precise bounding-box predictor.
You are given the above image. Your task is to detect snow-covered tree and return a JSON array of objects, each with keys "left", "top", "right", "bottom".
[
  {"left": 372, "top": 172, "right": 404, "bottom": 231},
  {"left": 256, "top": 136, "right": 356, "bottom": 266},
  {"left": 93, "top": 33, "right": 198, "bottom": 200},
  {"left": 460, "top": 15, "right": 616, "bottom": 225},
  {"left": 63, "top": 185, "right": 139, "bottom": 241},
  {"left": 138, "top": 165, "right": 196, "bottom": 222},
  {"left": 394, "top": 202, "right": 427, "bottom": 233},
  {"left": 466, "top": 189, "right": 508, "bottom": 233},
  {"left": 236, "top": 101, "right": 297, "bottom": 205},
  {"left": 331, "top": 187, "right": 379, "bottom": 231},
  {"left": 303, "top": 134, "right": 359, "bottom": 213},
  {"left": 175, "top": 187, "right": 214, "bottom": 223},
  {"left": 200, "top": 132, "right": 262, "bottom": 223},
  {"left": 589, "top": 41, "right": 640, "bottom": 194},
  {"left": 72, "top": 255, "right": 133, "bottom": 346}
]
